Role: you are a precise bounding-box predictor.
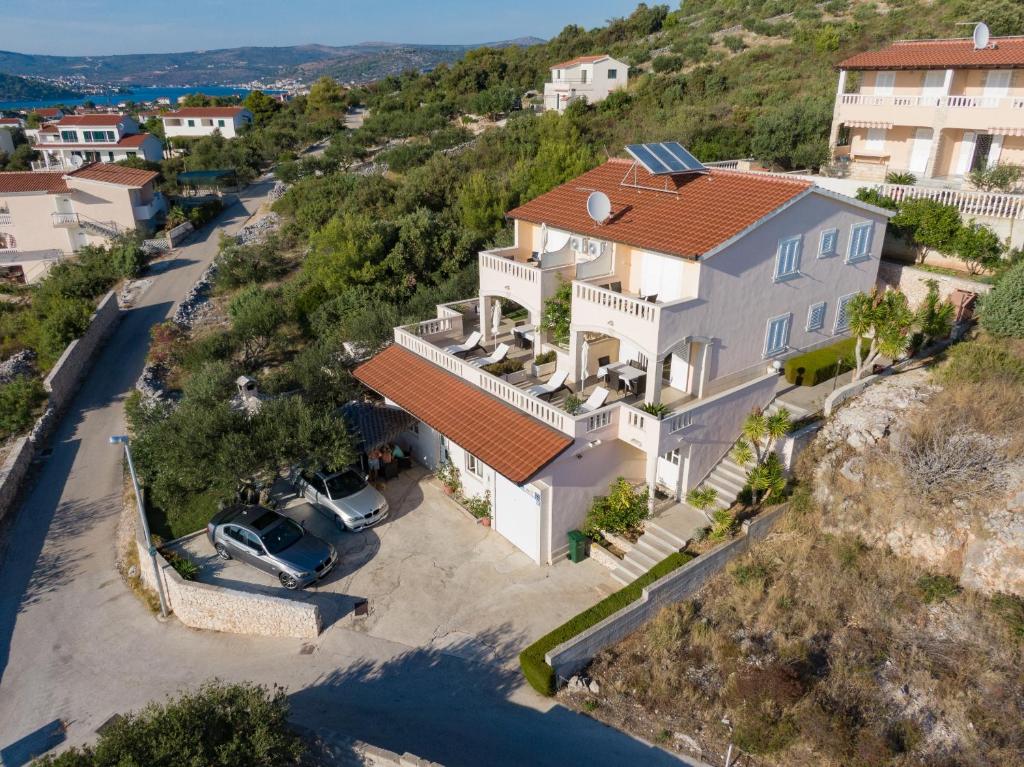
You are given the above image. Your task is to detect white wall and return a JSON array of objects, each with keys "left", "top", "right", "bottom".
[
  {"left": 163, "top": 111, "right": 251, "bottom": 139},
  {"left": 0, "top": 128, "right": 14, "bottom": 156}
]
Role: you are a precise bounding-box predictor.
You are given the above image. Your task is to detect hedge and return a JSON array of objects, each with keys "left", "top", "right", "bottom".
[
  {"left": 519, "top": 550, "right": 694, "bottom": 696},
  {"left": 783, "top": 337, "right": 858, "bottom": 386}
]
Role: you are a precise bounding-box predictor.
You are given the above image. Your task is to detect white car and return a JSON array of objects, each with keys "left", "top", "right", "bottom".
[{"left": 291, "top": 467, "right": 389, "bottom": 531}]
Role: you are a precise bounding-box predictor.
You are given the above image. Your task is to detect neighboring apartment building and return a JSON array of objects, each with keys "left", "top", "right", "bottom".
[
  {"left": 0, "top": 163, "right": 165, "bottom": 278},
  {"left": 355, "top": 144, "right": 890, "bottom": 564},
  {"left": 32, "top": 114, "right": 164, "bottom": 170},
  {"left": 0, "top": 118, "right": 23, "bottom": 156},
  {"left": 829, "top": 31, "right": 1024, "bottom": 182},
  {"left": 161, "top": 107, "right": 253, "bottom": 139},
  {"left": 544, "top": 54, "right": 629, "bottom": 113}
]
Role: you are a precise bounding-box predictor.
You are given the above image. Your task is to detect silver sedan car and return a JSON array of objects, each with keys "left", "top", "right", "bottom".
[{"left": 290, "top": 467, "right": 389, "bottom": 531}]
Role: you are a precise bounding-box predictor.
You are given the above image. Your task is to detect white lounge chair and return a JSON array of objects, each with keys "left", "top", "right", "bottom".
[
  {"left": 470, "top": 343, "right": 510, "bottom": 368},
  {"left": 577, "top": 387, "right": 610, "bottom": 413},
  {"left": 443, "top": 330, "right": 482, "bottom": 358},
  {"left": 527, "top": 369, "right": 569, "bottom": 401}
]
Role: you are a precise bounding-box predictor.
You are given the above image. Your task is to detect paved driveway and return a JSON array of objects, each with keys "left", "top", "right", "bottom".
[{"left": 175, "top": 469, "right": 617, "bottom": 655}]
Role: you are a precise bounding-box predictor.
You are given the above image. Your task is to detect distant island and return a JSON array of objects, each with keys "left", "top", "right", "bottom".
[
  {"left": 0, "top": 38, "right": 544, "bottom": 89},
  {"left": 0, "top": 72, "right": 80, "bottom": 102}
]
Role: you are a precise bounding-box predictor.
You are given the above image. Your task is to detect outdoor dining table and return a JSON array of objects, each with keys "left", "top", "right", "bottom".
[
  {"left": 512, "top": 324, "right": 536, "bottom": 349},
  {"left": 616, "top": 364, "right": 647, "bottom": 394}
]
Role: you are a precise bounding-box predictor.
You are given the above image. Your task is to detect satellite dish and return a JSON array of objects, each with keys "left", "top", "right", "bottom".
[
  {"left": 973, "top": 22, "right": 990, "bottom": 50},
  {"left": 69, "top": 155, "right": 84, "bottom": 168},
  {"left": 586, "top": 191, "right": 612, "bottom": 224}
]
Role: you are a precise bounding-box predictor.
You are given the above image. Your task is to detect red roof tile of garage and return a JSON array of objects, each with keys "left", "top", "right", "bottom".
[
  {"left": 507, "top": 159, "right": 811, "bottom": 260},
  {"left": 838, "top": 36, "right": 1024, "bottom": 70},
  {"left": 68, "top": 162, "right": 158, "bottom": 187},
  {"left": 354, "top": 345, "right": 572, "bottom": 483},
  {"left": 0, "top": 171, "right": 68, "bottom": 194}
]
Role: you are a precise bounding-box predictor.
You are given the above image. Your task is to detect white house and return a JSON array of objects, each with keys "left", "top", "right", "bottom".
[
  {"left": 32, "top": 114, "right": 163, "bottom": 170},
  {"left": 543, "top": 54, "right": 629, "bottom": 113},
  {"left": 0, "top": 118, "right": 23, "bottom": 156},
  {"left": 355, "top": 144, "right": 892, "bottom": 565},
  {"left": 161, "top": 107, "right": 253, "bottom": 139}
]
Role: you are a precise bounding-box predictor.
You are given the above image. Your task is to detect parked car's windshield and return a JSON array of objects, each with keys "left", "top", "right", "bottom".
[
  {"left": 324, "top": 470, "right": 366, "bottom": 499},
  {"left": 260, "top": 518, "right": 304, "bottom": 554}
]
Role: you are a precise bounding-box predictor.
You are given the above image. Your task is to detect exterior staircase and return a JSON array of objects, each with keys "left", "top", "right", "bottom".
[{"left": 79, "top": 216, "right": 121, "bottom": 239}]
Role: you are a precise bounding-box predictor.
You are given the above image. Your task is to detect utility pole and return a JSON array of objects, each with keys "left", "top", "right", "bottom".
[{"left": 111, "top": 435, "right": 168, "bottom": 618}]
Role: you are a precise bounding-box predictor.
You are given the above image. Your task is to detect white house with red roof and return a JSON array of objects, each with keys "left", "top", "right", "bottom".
[
  {"left": 544, "top": 54, "right": 629, "bottom": 113},
  {"left": 31, "top": 114, "right": 164, "bottom": 170},
  {"left": 0, "top": 118, "right": 24, "bottom": 156},
  {"left": 830, "top": 28, "right": 1024, "bottom": 182},
  {"left": 161, "top": 106, "right": 253, "bottom": 139},
  {"left": 0, "top": 162, "right": 165, "bottom": 275},
  {"left": 354, "top": 145, "right": 891, "bottom": 568}
]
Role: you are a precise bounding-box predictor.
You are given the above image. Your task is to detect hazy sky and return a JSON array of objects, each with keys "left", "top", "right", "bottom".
[{"left": 4, "top": 0, "right": 640, "bottom": 56}]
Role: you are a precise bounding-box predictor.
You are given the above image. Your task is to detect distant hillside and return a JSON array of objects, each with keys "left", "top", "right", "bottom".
[
  {"left": 0, "top": 71, "right": 80, "bottom": 101},
  {"left": 0, "top": 38, "right": 546, "bottom": 87}
]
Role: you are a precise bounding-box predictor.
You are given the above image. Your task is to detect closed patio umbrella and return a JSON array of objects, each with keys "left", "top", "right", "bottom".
[
  {"left": 491, "top": 300, "right": 502, "bottom": 338},
  {"left": 579, "top": 339, "right": 590, "bottom": 392}
]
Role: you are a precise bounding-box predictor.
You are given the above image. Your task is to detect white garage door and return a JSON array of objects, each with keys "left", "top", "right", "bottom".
[{"left": 493, "top": 475, "right": 541, "bottom": 563}]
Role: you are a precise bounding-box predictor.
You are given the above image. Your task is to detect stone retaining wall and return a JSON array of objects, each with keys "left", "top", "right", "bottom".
[
  {"left": 0, "top": 291, "right": 121, "bottom": 522},
  {"left": 166, "top": 221, "right": 194, "bottom": 247},
  {"left": 545, "top": 505, "right": 788, "bottom": 682},
  {"left": 877, "top": 260, "right": 992, "bottom": 309},
  {"left": 136, "top": 537, "right": 321, "bottom": 639}
]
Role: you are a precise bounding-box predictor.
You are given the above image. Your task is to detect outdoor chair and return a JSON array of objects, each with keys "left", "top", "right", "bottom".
[
  {"left": 470, "top": 343, "right": 510, "bottom": 367},
  {"left": 577, "top": 387, "right": 610, "bottom": 413},
  {"left": 443, "top": 330, "right": 482, "bottom": 358},
  {"left": 526, "top": 370, "right": 569, "bottom": 400},
  {"left": 607, "top": 368, "right": 624, "bottom": 392}
]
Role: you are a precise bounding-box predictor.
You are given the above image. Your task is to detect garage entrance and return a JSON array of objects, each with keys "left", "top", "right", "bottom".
[{"left": 493, "top": 475, "right": 541, "bottom": 563}]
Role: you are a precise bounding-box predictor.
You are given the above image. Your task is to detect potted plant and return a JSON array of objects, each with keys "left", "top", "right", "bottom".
[
  {"left": 640, "top": 401, "right": 670, "bottom": 419},
  {"left": 464, "top": 491, "right": 492, "bottom": 527},
  {"left": 483, "top": 358, "right": 526, "bottom": 383},
  {"left": 531, "top": 350, "right": 557, "bottom": 378},
  {"left": 436, "top": 458, "right": 461, "bottom": 497}
]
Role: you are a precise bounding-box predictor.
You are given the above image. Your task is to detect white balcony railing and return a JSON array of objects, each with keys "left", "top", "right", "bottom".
[
  {"left": 573, "top": 282, "right": 659, "bottom": 323},
  {"left": 52, "top": 212, "right": 79, "bottom": 226},
  {"left": 878, "top": 183, "right": 1024, "bottom": 220},
  {"left": 839, "top": 93, "right": 1024, "bottom": 110},
  {"left": 0, "top": 213, "right": 12, "bottom": 226}
]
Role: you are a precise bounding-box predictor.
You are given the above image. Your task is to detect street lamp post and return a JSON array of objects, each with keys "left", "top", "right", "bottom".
[{"left": 111, "top": 435, "right": 168, "bottom": 618}]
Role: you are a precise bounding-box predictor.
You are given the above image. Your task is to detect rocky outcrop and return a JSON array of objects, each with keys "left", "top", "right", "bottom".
[
  {"left": 0, "top": 349, "right": 36, "bottom": 384},
  {"left": 814, "top": 369, "right": 1024, "bottom": 598}
]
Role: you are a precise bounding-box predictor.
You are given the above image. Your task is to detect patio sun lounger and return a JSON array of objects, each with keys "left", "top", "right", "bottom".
[
  {"left": 577, "top": 387, "right": 610, "bottom": 413},
  {"left": 526, "top": 370, "right": 569, "bottom": 401},
  {"left": 470, "top": 343, "right": 510, "bottom": 367},
  {"left": 443, "top": 330, "right": 482, "bottom": 358}
]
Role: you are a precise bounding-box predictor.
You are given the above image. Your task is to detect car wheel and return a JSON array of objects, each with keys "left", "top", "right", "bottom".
[
  {"left": 334, "top": 514, "right": 349, "bottom": 532},
  {"left": 279, "top": 572, "right": 299, "bottom": 590},
  {"left": 215, "top": 543, "right": 231, "bottom": 560}
]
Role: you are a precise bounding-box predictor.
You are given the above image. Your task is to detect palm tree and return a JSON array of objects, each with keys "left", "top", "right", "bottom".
[
  {"left": 739, "top": 407, "right": 792, "bottom": 466},
  {"left": 846, "top": 289, "right": 914, "bottom": 380},
  {"left": 748, "top": 455, "right": 786, "bottom": 505},
  {"left": 686, "top": 485, "right": 719, "bottom": 515}
]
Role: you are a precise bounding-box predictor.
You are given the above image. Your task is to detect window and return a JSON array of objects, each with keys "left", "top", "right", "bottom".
[
  {"left": 218, "top": 119, "right": 226, "bottom": 127},
  {"left": 865, "top": 128, "right": 886, "bottom": 152},
  {"left": 662, "top": 447, "right": 681, "bottom": 465},
  {"left": 835, "top": 293, "right": 856, "bottom": 333},
  {"left": 60, "top": 130, "right": 77, "bottom": 142},
  {"left": 874, "top": 70, "right": 895, "bottom": 96},
  {"left": 847, "top": 222, "right": 873, "bottom": 263},
  {"left": 187, "top": 119, "right": 195, "bottom": 127},
  {"left": 806, "top": 301, "right": 827, "bottom": 331},
  {"left": 774, "top": 236, "right": 802, "bottom": 281},
  {"left": 608, "top": 68, "right": 618, "bottom": 79},
  {"left": 763, "top": 314, "right": 792, "bottom": 357},
  {"left": 465, "top": 453, "right": 483, "bottom": 478},
  {"left": 818, "top": 228, "right": 838, "bottom": 257},
  {"left": 581, "top": 69, "right": 588, "bottom": 84}
]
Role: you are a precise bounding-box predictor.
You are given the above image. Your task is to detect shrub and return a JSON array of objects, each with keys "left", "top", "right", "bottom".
[
  {"left": 518, "top": 551, "right": 693, "bottom": 695},
  {"left": 979, "top": 261, "right": 1024, "bottom": 338},
  {"left": 639, "top": 401, "right": 669, "bottom": 418},
  {"left": 534, "top": 350, "right": 556, "bottom": 365},
  {"left": 885, "top": 170, "right": 916, "bottom": 185},
  {"left": 969, "top": 162, "right": 1023, "bottom": 192},
  {"left": 891, "top": 198, "right": 962, "bottom": 254},
  {"left": 32, "top": 680, "right": 304, "bottom": 766},
  {"left": 652, "top": 54, "right": 685, "bottom": 73},
  {"left": 0, "top": 377, "right": 46, "bottom": 439},
  {"left": 563, "top": 394, "right": 583, "bottom": 414},
  {"left": 583, "top": 477, "right": 649, "bottom": 537},
  {"left": 482, "top": 357, "right": 524, "bottom": 376},
  {"left": 916, "top": 574, "right": 961, "bottom": 604},
  {"left": 783, "top": 337, "right": 857, "bottom": 386},
  {"left": 462, "top": 491, "right": 491, "bottom": 519},
  {"left": 854, "top": 187, "right": 898, "bottom": 211},
  {"left": 722, "top": 35, "right": 746, "bottom": 52},
  {"left": 952, "top": 221, "right": 1003, "bottom": 275}
]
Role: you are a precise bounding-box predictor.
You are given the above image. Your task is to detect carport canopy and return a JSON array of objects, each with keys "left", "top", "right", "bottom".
[{"left": 354, "top": 345, "right": 572, "bottom": 483}]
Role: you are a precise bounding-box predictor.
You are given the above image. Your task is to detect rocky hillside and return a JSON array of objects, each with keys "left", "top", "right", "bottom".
[{"left": 0, "top": 71, "right": 79, "bottom": 102}]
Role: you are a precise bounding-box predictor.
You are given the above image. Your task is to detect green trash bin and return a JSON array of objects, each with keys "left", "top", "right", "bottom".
[{"left": 567, "top": 530, "right": 588, "bottom": 563}]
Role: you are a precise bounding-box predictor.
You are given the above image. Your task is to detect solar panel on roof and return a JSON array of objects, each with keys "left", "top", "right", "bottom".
[{"left": 625, "top": 142, "right": 707, "bottom": 176}]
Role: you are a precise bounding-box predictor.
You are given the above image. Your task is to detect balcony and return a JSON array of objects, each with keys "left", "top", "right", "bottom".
[
  {"left": 52, "top": 212, "right": 79, "bottom": 227},
  {"left": 478, "top": 246, "right": 578, "bottom": 317},
  {"left": 0, "top": 213, "right": 12, "bottom": 226},
  {"left": 835, "top": 92, "right": 1024, "bottom": 132},
  {"left": 133, "top": 193, "right": 167, "bottom": 222}
]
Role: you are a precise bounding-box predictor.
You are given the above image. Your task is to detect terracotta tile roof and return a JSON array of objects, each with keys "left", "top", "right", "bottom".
[
  {"left": 839, "top": 36, "right": 1024, "bottom": 70},
  {"left": 507, "top": 159, "right": 812, "bottom": 260},
  {"left": 165, "top": 107, "right": 248, "bottom": 118},
  {"left": 0, "top": 118, "right": 23, "bottom": 126},
  {"left": 0, "top": 171, "right": 68, "bottom": 194},
  {"left": 551, "top": 54, "right": 609, "bottom": 69},
  {"left": 38, "top": 125, "right": 57, "bottom": 133},
  {"left": 57, "top": 114, "right": 128, "bottom": 126},
  {"left": 68, "top": 162, "right": 158, "bottom": 187},
  {"left": 33, "top": 108, "right": 63, "bottom": 118},
  {"left": 354, "top": 345, "right": 572, "bottom": 483}
]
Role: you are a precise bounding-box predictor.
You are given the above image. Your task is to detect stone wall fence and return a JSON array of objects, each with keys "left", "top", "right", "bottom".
[
  {"left": 166, "top": 221, "right": 194, "bottom": 247},
  {"left": 0, "top": 290, "right": 121, "bottom": 523},
  {"left": 545, "top": 505, "right": 789, "bottom": 683},
  {"left": 876, "top": 259, "right": 993, "bottom": 309}
]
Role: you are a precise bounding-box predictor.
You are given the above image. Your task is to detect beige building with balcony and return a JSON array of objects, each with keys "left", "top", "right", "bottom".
[
  {"left": 0, "top": 163, "right": 165, "bottom": 280},
  {"left": 830, "top": 34, "right": 1024, "bottom": 182},
  {"left": 544, "top": 54, "right": 629, "bottom": 113},
  {"left": 32, "top": 114, "right": 164, "bottom": 170},
  {"left": 355, "top": 147, "right": 891, "bottom": 567}
]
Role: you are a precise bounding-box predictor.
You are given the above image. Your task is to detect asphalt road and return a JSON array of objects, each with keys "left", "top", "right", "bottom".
[{"left": 0, "top": 180, "right": 692, "bottom": 767}]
